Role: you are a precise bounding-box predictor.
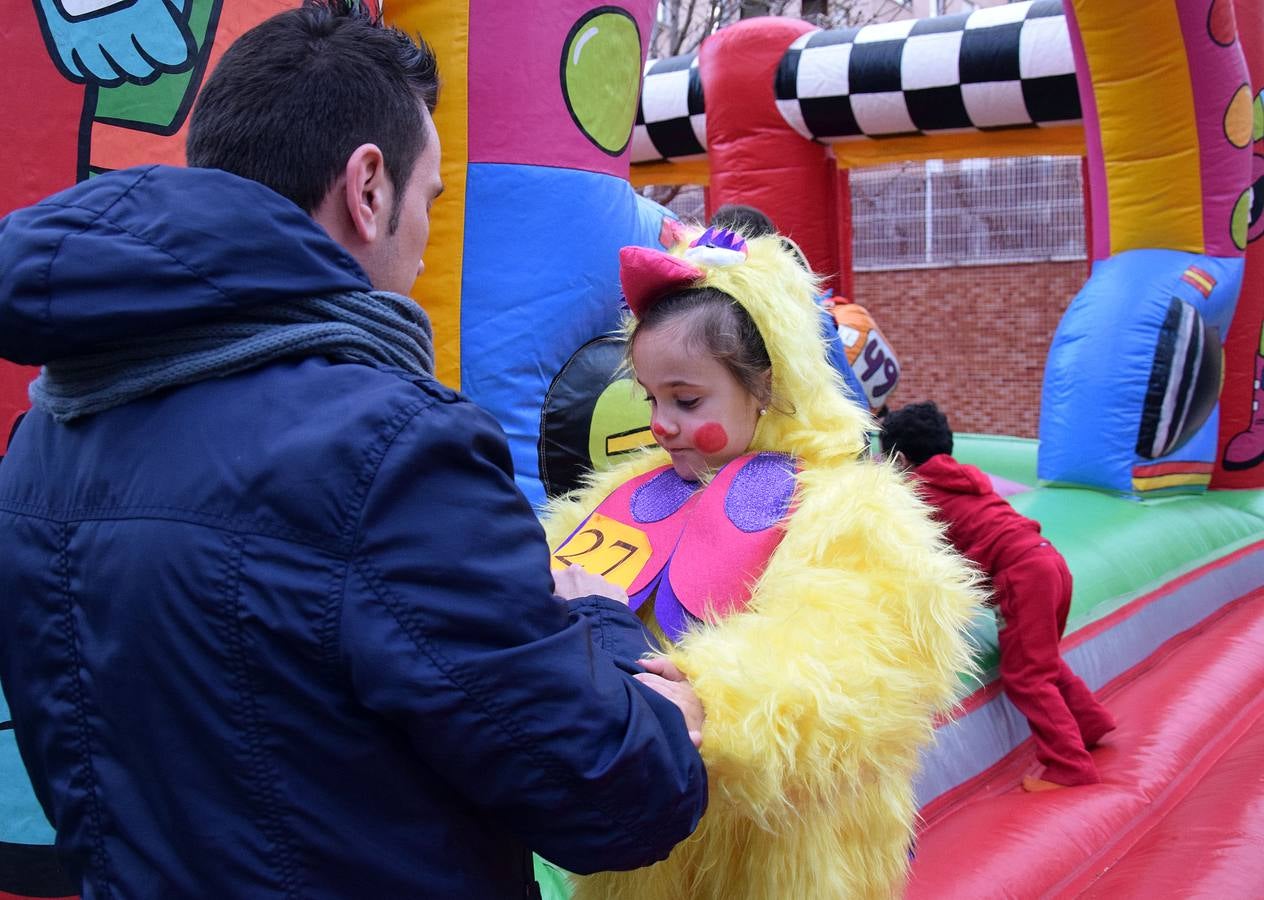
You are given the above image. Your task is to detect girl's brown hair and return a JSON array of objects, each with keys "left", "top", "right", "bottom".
[{"left": 629, "top": 287, "right": 775, "bottom": 408}]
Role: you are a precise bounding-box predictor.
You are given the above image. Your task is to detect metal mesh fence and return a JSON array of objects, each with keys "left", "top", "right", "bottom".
[
  {"left": 851, "top": 156, "right": 1086, "bottom": 270},
  {"left": 639, "top": 154, "right": 1086, "bottom": 270},
  {"left": 645, "top": 185, "right": 707, "bottom": 223}
]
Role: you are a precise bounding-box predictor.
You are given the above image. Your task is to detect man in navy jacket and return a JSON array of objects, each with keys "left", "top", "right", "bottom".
[{"left": 0, "top": 3, "right": 706, "bottom": 897}]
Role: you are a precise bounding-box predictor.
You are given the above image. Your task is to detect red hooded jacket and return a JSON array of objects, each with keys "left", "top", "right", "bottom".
[{"left": 911, "top": 454, "right": 1048, "bottom": 580}]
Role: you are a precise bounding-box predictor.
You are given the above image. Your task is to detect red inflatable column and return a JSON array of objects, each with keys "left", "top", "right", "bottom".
[
  {"left": 1214, "top": 0, "right": 1264, "bottom": 488},
  {"left": 836, "top": 169, "right": 853, "bottom": 301},
  {"left": 0, "top": 0, "right": 84, "bottom": 215},
  {"left": 699, "top": 18, "right": 843, "bottom": 293}
]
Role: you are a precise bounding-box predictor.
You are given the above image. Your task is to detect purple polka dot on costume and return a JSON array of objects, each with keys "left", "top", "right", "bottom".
[
  {"left": 724, "top": 453, "right": 796, "bottom": 533},
  {"left": 631, "top": 469, "right": 698, "bottom": 523},
  {"left": 653, "top": 573, "right": 697, "bottom": 642}
]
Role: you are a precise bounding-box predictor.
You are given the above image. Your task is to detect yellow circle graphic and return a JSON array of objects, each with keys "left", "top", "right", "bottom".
[{"left": 1225, "top": 83, "right": 1253, "bottom": 149}]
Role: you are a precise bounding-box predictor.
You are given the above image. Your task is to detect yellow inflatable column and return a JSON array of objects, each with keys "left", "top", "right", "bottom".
[{"left": 386, "top": 0, "right": 470, "bottom": 388}]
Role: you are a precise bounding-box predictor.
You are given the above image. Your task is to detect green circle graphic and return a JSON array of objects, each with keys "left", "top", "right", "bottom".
[
  {"left": 561, "top": 8, "right": 642, "bottom": 155},
  {"left": 1231, "top": 188, "right": 1251, "bottom": 251}
]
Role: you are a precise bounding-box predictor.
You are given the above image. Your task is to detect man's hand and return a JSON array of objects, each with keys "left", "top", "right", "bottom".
[
  {"left": 552, "top": 564, "right": 629, "bottom": 605},
  {"left": 635, "top": 657, "right": 703, "bottom": 748}
]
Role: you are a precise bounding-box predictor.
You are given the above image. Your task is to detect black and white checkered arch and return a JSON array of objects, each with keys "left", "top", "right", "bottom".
[
  {"left": 631, "top": 52, "right": 706, "bottom": 164},
  {"left": 773, "top": 0, "right": 1079, "bottom": 142}
]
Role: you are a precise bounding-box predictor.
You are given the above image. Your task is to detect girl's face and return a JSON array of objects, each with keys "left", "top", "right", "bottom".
[{"left": 632, "top": 320, "right": 765, "bottom": 482}]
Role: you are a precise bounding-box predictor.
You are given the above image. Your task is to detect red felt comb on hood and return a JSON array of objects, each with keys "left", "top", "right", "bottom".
[{"left": 618, "top": 246, "right": 704, "bottom": 318}]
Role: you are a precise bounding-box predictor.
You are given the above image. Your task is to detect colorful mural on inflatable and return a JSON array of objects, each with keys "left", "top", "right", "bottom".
[
  {"left": 385, "top": 0, "right": 681, "bottom": 509},
  {"left": 2, "top": 0, "right": 1263, "bottom": 897}
]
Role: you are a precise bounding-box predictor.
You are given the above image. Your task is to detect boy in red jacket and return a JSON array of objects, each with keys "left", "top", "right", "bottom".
[{"left": 880, "top": 401, "right": 1115, "bottom": 790}]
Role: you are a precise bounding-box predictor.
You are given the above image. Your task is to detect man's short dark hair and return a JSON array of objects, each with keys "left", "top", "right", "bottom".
[
  {"left": 710, "top": 204, "right": 776, "bottom": 238},
  {"left": 187, "top": 0, "right": 439, "bottom": 231},
  {"left": 880, "top": 401, "right": 954, "bottom": 466}
]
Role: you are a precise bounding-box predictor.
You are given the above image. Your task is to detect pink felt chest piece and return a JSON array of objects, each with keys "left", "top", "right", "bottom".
[
  {"left": 566, "top": 465, "right": 701, "bottom": 602},
  {"left": 668, "top": 453, "right": 798, "bottom": 623},
  {"left": 563, "top": 454, "right": 798, "bottom": 641}
]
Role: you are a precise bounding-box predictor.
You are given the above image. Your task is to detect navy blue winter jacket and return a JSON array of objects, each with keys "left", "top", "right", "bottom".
[{"left": 0, "top": 166, "right": 706, "bottom": 898}]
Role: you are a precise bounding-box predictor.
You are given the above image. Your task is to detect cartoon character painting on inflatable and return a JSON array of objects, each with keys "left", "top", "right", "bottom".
[
  {"left": 0, "top": 0, "right": 270, "bottom": 456},
  {"left": 2, "top": 0, "right": 1264, "bottom": 897}
]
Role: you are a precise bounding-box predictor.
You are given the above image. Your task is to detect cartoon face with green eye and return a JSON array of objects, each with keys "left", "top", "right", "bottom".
[
  {"left": 538, "top": 335, "right": 654, "bottom": 499},
  {"left": 1230, "top": 90, "right": 1264, "bottom": 250},
  {"left": 560, "top": 7, "right": 643, "bottom": 155}
]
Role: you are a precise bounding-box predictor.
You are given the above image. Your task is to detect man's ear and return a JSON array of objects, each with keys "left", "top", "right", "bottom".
[{"left": 342, "top": 143, "right": 390, "bottom": 244}]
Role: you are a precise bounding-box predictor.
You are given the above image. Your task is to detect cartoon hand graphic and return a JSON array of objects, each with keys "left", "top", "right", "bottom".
[{"left": 35, "top": 0, "right": 196, "bottom": 86}]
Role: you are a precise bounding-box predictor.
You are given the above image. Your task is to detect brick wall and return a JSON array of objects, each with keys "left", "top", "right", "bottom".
[{"left": 854, "top": 260, "right": 1087, "bottom": 438}]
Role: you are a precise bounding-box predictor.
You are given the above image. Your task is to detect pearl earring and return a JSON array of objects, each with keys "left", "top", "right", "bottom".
[{"left": 758, "top": 407, "right": 768, "bottom": 416}]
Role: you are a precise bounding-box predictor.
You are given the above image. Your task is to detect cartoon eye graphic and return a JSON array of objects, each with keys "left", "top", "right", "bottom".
[
  {"left": 1207, "top": 0, "right": 1237, "bottom": 48},
  {"left": 1136, "top": 298, "right": 1223, "bottom": 459},
  {"left": 539, "top": 335, "right": 652, "bottom": 499},
  {"left": 1230, "top": 153, "right": 1264, "bottom": 249},
  {"left": 560, "top": 7, "right": 642, "bottom": 155}
]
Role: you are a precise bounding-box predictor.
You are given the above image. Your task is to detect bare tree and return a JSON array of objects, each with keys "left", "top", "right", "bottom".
[
  {"left": 651, "top": 0, "right": 736, "bottom": 58},
  {"left": 649, "top": 0, "right": 889, "bottom": 57}
]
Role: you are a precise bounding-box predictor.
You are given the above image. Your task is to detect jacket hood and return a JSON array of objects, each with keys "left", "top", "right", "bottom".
[
  {"left": 0, "top": 165, "right": 371, "bottom": 364},
  {"left": 915, "top": 454, "right": 992, "bottom": 495}
]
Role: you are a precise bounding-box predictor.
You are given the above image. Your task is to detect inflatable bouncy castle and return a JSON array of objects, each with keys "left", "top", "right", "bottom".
[{"left": 2, "top": 0, "right": 1264, "bottom": 897}]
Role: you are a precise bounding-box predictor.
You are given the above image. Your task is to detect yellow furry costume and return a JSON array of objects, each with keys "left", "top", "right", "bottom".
[{"left": 543, "top": 232, "right": 984, "bottom": 899}]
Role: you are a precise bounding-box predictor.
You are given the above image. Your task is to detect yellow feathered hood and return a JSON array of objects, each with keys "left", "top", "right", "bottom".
[{"left": 622, "top": 227, "right": 872, "bottom": 469}]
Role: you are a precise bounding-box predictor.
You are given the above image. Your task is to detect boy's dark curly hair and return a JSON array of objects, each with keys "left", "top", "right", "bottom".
[
  {"left": 710, "top": 204, "right": 776, "bottom": 237},
  {"left": 879, "top": 401, "right": 953, "bottom": 466}
]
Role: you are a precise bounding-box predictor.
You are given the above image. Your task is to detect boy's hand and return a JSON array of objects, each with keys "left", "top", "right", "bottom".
[{"left": 636, "top": 657, "right": 704, "bottom": 748}]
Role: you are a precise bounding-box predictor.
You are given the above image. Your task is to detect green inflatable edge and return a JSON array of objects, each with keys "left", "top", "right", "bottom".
[{"left": 954, "top": 434, "right": 1264, "bottom": 676}]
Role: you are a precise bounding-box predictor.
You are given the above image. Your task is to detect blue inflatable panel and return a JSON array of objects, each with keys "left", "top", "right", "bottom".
[
  {"left": 462, "top": 164, "right": 672, "bottom": 507},
  {"left": 0, "top": 680, "right": 54, "bottom": 844},
  {"left": 817, "top": 309, "right": 869, "bottom": 412},
  {"left": 1039, "top": 249, "right": 1242, "bottom": 494}
]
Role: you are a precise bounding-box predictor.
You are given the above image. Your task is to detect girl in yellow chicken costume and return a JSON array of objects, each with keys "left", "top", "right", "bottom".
[{"left": 543, "top": 227, "right": 983, "bottom": 899}]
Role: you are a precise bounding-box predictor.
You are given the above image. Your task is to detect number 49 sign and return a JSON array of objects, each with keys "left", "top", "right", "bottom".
[{"left": 550, "top": 512, "right": 653, "bottom": 590}]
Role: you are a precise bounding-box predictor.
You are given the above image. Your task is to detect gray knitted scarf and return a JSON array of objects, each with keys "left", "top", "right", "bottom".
[{"left": 29, "top": 290, "right": 435, "bottom": 423}]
